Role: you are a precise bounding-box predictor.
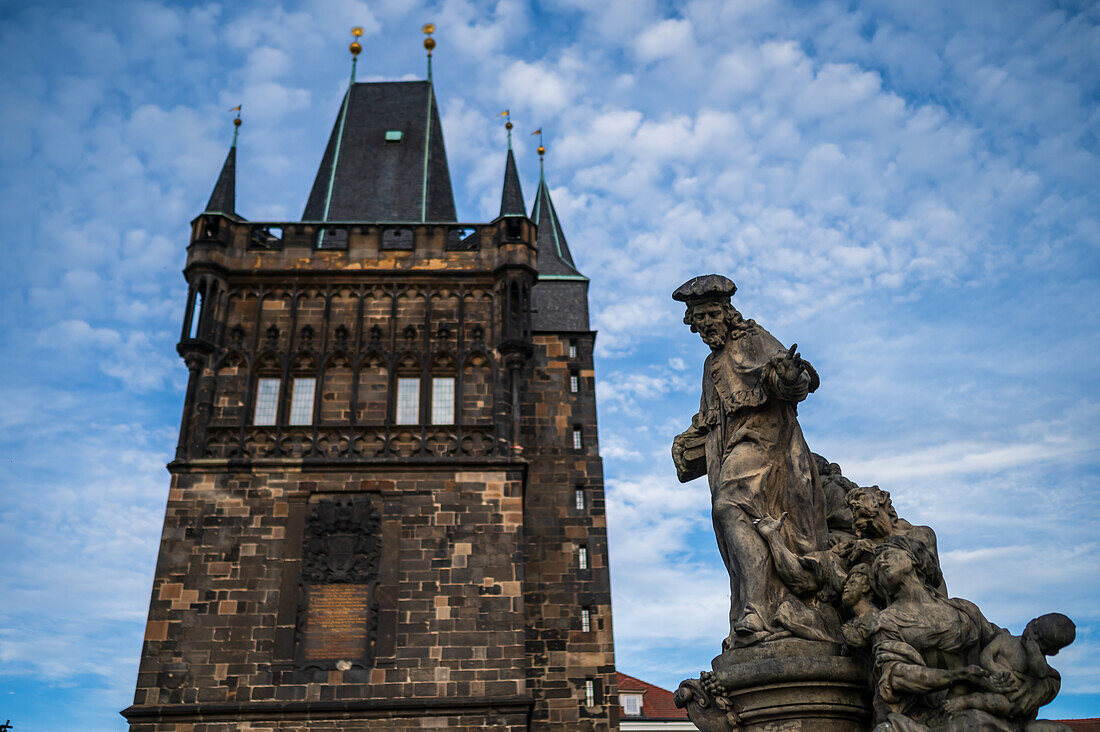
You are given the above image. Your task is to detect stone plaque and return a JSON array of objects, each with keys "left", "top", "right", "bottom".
[{"left": 302, "top": 583, "right": 372, "bottom": 661}]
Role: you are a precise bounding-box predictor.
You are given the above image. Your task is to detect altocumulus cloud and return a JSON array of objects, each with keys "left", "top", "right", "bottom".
[{"left": 0, "top": 0, "right": 1097, "bottom": 729}]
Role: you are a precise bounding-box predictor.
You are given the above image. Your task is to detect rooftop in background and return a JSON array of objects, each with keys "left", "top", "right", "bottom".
[
  {"left": 616, "top": 672, "right": 692, "bottom": 730},
  {"left": 1062, "top": 720, "right": 1100, "bottom": 732}
]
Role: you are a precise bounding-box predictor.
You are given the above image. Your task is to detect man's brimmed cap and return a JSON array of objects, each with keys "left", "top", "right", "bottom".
[{"left": 672, "top": 274, "right": 737, "bottom": 303}]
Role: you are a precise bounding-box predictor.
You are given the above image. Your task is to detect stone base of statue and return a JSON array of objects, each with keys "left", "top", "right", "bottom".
[{"left": 674, "top": 639, "right": 872, "bottom": 731}]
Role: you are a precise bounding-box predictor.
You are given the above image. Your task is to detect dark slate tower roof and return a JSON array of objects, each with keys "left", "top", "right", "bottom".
[
  {"left": 530, "top": 161, "right": 589, "bottom": 331},
  {"left": 205, "top": 144, "right": 236, "bottom": 216},
  {"left": 302, "top": 81, "right": 457, "bottom": 222},
  {"left": 499, "top": 148, "right": 526, "bottom": 217},
  {"left": 531, "top": 167, "right": 583, "bottom": 278}
]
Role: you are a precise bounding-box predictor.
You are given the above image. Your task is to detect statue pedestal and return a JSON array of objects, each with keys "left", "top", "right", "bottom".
[{"left": 675, "top": 639, "right": 872, "bottom": 732}]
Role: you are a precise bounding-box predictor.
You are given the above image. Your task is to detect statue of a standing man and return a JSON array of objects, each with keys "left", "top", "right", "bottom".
[{"left": 672, "top": 275, "right": 829, "bottom": 648}]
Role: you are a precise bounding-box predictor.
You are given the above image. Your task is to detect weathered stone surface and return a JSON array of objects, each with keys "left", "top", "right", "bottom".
[
  {"left": 128, "top": 107, "right": 616, "bottom": 728},
  {"left": 670, "top": 275, "right": 1076, "bottom": 732}
]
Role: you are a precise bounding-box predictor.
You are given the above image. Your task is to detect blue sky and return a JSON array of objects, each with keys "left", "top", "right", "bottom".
[{"left": 0, "top": 0, "right": 1097, "bottom": 729}]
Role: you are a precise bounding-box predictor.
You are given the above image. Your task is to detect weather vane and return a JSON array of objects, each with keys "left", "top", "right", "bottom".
[
  {"left": 230, "top": 105, "right": 242, "bottom": 146},
  {"left": 349, "top": 26, "right": 364, "bottom": 82},
  {"left": 531, "top": 128, "right": 545, "bottom": 160},
  {"left": 500, "top": 110, "right": 513, "bottom": 148}
]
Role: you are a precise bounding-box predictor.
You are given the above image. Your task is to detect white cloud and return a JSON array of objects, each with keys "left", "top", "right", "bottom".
[
  {"left": 499, "top": 60, "right": 573, "bottom": 115},
  {"left": 635, "top": 18, "right": 694, "bottom": 63}
]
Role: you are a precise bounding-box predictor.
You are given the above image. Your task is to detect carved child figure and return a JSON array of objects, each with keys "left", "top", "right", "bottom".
[
  {"left": 943, "top": 613, "right": 1075, "bottom": 726},
  {"left": 836, "top": 484, "right": 947, "bottom": 596},
  {"left": 840, "top": 563, "right": 878, "bottom": 651}
]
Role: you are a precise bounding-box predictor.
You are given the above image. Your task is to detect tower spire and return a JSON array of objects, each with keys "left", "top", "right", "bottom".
[
  {"left": 499, "top": 112, "right": 525, "bottom": 217},
  {"left": 204, "top": 110, "right": 239, "bottom": 215},
  {"left": 530, "top": 134, "right": 582, "bottom": 275}
]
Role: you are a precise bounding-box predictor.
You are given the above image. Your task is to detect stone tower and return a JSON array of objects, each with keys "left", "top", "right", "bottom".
[{"left": 122, "top": 53, "right": 617, "bottom": 731}]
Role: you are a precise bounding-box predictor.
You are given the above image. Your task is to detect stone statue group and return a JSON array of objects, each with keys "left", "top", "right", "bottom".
[{"left": 670, "top": 275, "right": 1075, "bottom": 732}]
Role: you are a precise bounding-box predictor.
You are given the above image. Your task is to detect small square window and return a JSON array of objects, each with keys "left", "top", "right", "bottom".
[
  {"left": 570, "top": 372, "right": 579, "bottom": 393},
  {"left": 585, "top": 678, "right": 596, "bottom": 707},
  {"left": 289, "top": 378, "right": 316, "bottom": 425},
  {"left": 568, "top": 340, "right": 577, "bottom": 359},
  {"left": 254, "top": 378, "right": 281, "bottom": 425},
  {"left": 384, "top": 130, "right": 403, "bottom": 141},
  {"left": 578, "top": 545, "right": 588, "bottom": 570},
  {"left": 581, "top": 606, "right": 591, "bottom": 632},
  {"left": 396, "top": 377, "right": 420, "bottom": 424},
  {"left": 575, "top": 487, "right": 586, "bottom": 511},
  {"left": 572, "top": 427, "right": 583, "bottom": 450}
]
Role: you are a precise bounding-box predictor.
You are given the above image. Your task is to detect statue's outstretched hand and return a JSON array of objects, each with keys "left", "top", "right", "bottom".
[
  {"left": 768, "top": 344, "right": 813, "bottom": 402},
  {"left": 773, "top": 344, "right": 803, "bottom": 384}
]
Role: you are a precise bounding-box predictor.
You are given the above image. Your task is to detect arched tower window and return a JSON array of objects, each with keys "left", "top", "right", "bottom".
[
  {"left": 393, "top": 353, "right": 421, "bottom": 425},
  {"left": 288, "top": 354, "right": 317, "bottom": 426},
  {"left": 252, "top": 354, "right": 282, "bottom": 426},
  {"left": 429, "top": 354, "right": 456, "bottom": 425}
]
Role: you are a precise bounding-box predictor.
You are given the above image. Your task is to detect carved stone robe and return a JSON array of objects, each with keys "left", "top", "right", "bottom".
[{"left": 689, "top": 321, "right": 829, "bottom": 641}]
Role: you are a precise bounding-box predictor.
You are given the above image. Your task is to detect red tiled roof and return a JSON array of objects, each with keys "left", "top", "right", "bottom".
[
  {"left": 1060, "top": 720, "right": 1100, "bottom": 732},
  {"left": 616, "top": 672, "right": 689, "bottom": 720}
]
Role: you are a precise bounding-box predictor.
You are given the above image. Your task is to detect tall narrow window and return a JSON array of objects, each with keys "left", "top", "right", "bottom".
[
  {"left": 581, "top": 606, "right": 591, "bottom": 632},
  {"left": 254, "top": 378, "right": 280, "bottom": 425},
  {"left": 431, "top": 377, "right": 455, "bottom": 425},
  {"left": 584, "top": 678, "right": 596, "bottom": 707},
  {"left": 396, "top": 377, "right": 420, "bottom": 425},
  {"left": 570, "top": 371, "right": 579, "bottom": 393},
  {"left": 575, "top": 487, "right": 586, "bottom": 511},
  {"left": 289, "top": 377, "right": 316, "bottom": 425},
  {"left": 188, "top": 291, "right": 204, "bottom": 339},
  {"left": 572, "top": 426, "right": 583, "bottom": 450},
  {"left": 568, "top": 340, "right": 577, "bottom": 359},
  {"left": 578, "top": 545, "right": 588, "bottom": 570}
]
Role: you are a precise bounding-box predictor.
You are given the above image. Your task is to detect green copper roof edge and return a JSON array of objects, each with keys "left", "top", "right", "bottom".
[
  {"left": 537, "top": 274, "right": 589, "bottom": 282},
  {"left": 421, "top": 85, "right": 433, "bottom": 223},
  {"left": 321, "top": 88, "right": 352, "bottom": 223}
]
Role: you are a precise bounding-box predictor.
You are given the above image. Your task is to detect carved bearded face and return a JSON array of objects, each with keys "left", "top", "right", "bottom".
[
  {"left": 847, "top": 488, "right": 896, "bottom": 539},
  {"left": 688, "top": 301, "right": 743, "bottom": 350}
]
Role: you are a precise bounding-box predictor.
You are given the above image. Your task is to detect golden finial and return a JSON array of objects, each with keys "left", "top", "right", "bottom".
[
  {"left": 532, "top": 128, "right": 545, "bottom": 158},
  {"left": 350, "top": 26, "right": 363, "bottom": 56},
  {"left": 422, "top": 23, "right": 436, "bottom": 80}
]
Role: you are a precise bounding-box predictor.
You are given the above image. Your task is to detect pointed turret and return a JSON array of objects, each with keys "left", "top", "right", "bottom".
[
  {"left": 204, "top": 123, "right": 238, "bottom": 215},
  {"left": 530, "top": 142, "right": 589, "bottom": 331},
  {"left": 499, "top": 134, "right": 526, "bottom": 217},
  {"left": 531, "top": 160, "right": 582, "bottom": 278}
]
